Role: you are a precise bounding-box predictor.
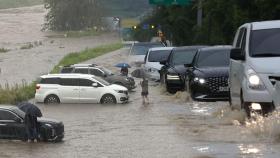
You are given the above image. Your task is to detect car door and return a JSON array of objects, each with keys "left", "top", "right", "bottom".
[
  {"left": 230, "top": 27, "right": 247, "bottom": 107},
  {"left": 0, "top": 110, "right": 25, "bottom": 139},
  {"left": 79, "top": 78, "right": 102, "bottom": 103},
  {"left": 59, "top": 78, "right": 80, "bottom": 103}
]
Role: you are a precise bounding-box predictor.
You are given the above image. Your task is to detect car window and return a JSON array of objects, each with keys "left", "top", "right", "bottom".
[
  {"left": 60, "top": 78, "right": 79, "bottom": 86},
  {"left": 236, "top": 28, "right": 245, "bottom": 48},
  {"left": 148, "top": 50, "right": 171, "bottom": 62},
  {"left": 93, "top": 77, "right": 110, "bottom": 86},
  {"left": 90, "top": 69, "right": 104, "bottom": 77},
  {"left": 0, "top": 110, "right": 18, "bottom": 121},
  {"left": 196, "top": 49, "right": 230, "bottom": 67},
  {"left": 131, "top": 43, "right": 163, "bottom": 55},
  {"left": 171, "top": 49, "right": 197, "bottom": 65},
  {"left": 250, "top": 28, "right": 280, "bottom": 57},
  {"left": 39, "top": 78, "right": 60, "bottom": 84},
  {"left": 74, "top": 68, "right": 89, "bottom": 74},
  {"left": 60, "top": 67, "right": 73, "bottom": 73},
  {"left": 79, "top": 79, "right": 94, "bottom": 87}
]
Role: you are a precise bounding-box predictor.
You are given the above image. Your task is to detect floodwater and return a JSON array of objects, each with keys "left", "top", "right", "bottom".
[{"left": 1, "top": 5, "right": 280, "bottom": 158}]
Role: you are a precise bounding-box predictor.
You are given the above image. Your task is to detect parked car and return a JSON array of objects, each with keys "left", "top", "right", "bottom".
[
  {"left": 60, "top": 64, "right": 136, "bottom": 90},
  {"left": 143, "top": 47, "right": 174, "bottom": 81},
  {"left": 159, "top": 46, "right": 207, "bottom": 93},
  {"left": 229, "top": 20, "right": 280, "bottom": 116},
  {"left": 0, "top": 105, "right": 64, "bottom": 142},
  {"left": 35, "top": 74, "right": 129, "bottom": 104},
  {"left": 128, "top": 42, "right": 165, "bottom": 67},
  {"left": 185, "top": 46, "right": 232, "bottom": 101}
]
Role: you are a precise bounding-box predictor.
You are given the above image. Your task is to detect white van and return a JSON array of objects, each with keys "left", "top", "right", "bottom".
[
  {"left": 35, "top": 74, "right": 129, "bottom": 104},
  {"left": 144, "top": 47, "right": 174, "bottom": 81},
  {"left": 229, "top": 20, "right": 280, "bottom": 116}
]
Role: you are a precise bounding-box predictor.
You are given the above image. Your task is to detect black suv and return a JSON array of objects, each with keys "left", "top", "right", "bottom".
[
  {"left": 159, "top": 46, "right": 207, "bottom": 93},
  {"left": 185, "top": 46, "right": 232, "bottom": 101},
  {"left": 0, "top": 105, "right": 64, "bottom": 142},
  {"left": 60, "top": 64, "right": 136, "bottom": 90}
]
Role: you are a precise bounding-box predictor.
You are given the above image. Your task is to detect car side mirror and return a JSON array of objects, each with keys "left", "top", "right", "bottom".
[
  {"left": 230, "top": 48, "right": 245, "bottom": 61},
  {"left": 184, "top": 63, "right": 192, "bottom": 68},
  {"left": 92, "top": 83, "right": 98, "bottom": 87},
  {"left": 160, "top": 60, "right": 167, "bottom": 65}
]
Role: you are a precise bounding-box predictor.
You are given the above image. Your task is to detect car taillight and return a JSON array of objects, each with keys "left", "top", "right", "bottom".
[{"left": 36, "top": 85, "right": 40, "bottom": 90}]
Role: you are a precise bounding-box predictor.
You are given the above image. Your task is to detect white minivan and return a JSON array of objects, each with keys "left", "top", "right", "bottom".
[
  {"left": 144, "top": 47, "right": 174, "bottom": 81},
  {"left": 35, "top": 74, "right": 129, "bottom": 104},
  {"left": 229, "top": 20, "right": 280, "bottom": 116}
]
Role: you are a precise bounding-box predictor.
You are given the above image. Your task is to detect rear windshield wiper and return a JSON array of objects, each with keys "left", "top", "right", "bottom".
[{"left": 252, "top": 53, "right": 280, "bottom": 57}]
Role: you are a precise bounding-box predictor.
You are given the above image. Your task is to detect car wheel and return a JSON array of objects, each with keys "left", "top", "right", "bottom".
[
  {"left": 44, "top": 95, "right": 60, "bottom": 104},
  {"left": 101, "top": 94, "right": 117, "bottom": 104}
]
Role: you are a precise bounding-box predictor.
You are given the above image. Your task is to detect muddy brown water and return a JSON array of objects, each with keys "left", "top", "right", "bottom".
[{"left": 1, "top": 5, "right": 280, "bottom": 158}]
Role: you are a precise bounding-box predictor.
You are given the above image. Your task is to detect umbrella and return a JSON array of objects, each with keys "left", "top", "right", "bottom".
[
  {"left": 131, "top": 68, "right": 150, "bottom": 78},
  {"left": 17, "top": 102, "right": 42, "bottom": 117},
  {"left": 115, "top": 63, "right": 131, "bottom": 68}
]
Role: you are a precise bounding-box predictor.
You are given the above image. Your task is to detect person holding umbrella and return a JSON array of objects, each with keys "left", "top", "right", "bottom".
[
  {"left": 17, "top": 102, "right": 42, "bottom": 143},
  {"left": 115, "top": 63, "right": 131, "bottom": 76}
]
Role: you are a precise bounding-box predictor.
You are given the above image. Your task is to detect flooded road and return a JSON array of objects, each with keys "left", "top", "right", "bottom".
[
  {"left": 1, "top": 48, "right": 280, "bottom": 158},
  {"left": 0, "top": 5, "right": 119, "bottom": 86},
  {"left": 0, "top": 5, "right": 280, "bottom": 158}
]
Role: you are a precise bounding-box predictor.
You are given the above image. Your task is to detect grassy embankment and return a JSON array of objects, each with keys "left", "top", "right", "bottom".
[
  {"left": 0, "top": 43, "right": 123, "bottom": 104},
  {"left": 0, "top": 0, "right": 43, "bottom": 9}
]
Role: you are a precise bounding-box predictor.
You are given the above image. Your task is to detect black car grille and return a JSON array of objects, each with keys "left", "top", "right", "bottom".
[{"left": 206, "top": 76, "right": 228, "bottom": 93}]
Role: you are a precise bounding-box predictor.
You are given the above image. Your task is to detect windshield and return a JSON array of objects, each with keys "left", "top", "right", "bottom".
[
  {"left": 171, "top": 49, "right": 197, "bottom": 65},
  {"left": 131, "top": 44, "right": 163, "bottom": 55},
  {"left": 93, "top": 76, "right": 110, "bottom": 86},
  {"left": 196, "top": 49, "right": 230, "bottom": 68},
  {"left": 148, "top": 50, "right": 171, "bottom": 62},
  {"left": 250, "top": 28, "right": 280, "bottom": 57}
]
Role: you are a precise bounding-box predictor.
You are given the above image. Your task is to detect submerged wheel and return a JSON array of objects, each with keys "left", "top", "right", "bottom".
[
  {"left": 44, "top": 95, "right": 60, "bottom": 104},
  {"left": 101, "top": 94, "right": 117, "bottom": 104}
]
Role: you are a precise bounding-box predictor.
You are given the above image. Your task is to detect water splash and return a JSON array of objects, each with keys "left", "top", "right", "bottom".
[
  {"left": 245, "top": 111, "right": 280, "bottom": 142},
  {"left": 212, "top": 106, "right": 246, "bottom": 125},
  {"left": 172, "top": 91, "right": 192, "bottom": 103}
]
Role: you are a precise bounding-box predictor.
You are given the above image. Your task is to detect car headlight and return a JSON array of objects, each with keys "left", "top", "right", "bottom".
[
  {"left": 247, "top": 69, "right": 265, "bottom": 90},
  {"left": 148, "top": 68, "right": 158, "bottom": 73},
  {"left": 114, "top": 90, "right": 126, "bottom": 93},
  {"left": 194, "top": 77, "right": 206, "bottom": 84},
  {"left": 167, "top": 74, "right": 180, "bottom": 80}
]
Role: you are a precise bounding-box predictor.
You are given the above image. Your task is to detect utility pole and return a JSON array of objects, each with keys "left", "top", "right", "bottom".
[{"left": 197, "top": 0, "right": 203, "bottom": 27}]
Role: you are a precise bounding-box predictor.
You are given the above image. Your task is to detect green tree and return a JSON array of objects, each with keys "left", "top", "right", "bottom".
[{"left": 44, "top": 0, "right": 104, "bottom": 31}]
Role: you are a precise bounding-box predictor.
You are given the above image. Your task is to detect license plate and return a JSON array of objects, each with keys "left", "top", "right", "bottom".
[{"left": 219, "top": 87, "right": 229, "bottom": 92}]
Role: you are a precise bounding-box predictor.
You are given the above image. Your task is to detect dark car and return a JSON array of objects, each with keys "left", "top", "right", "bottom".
[
  {"left": 159, "top": 46, "right": 207, "bottom": 93},
  {"left": 0, "top": 105, "right": 64, "bottom": 142},
  {"left": 60, "top": 64, "right": 136, "bottom": 90},
  {"left": 185, "top": 46, "right": 232, "bottom": 101}
]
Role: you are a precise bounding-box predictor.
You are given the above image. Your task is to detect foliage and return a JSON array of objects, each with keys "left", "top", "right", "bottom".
[
  {"left": 134, "top": 0, "right": 280, "bottom": 46},
  {"left": 51, "top": 43, "right": 123, "bottom": 73},
  {"left": 43, "top": 0, "right": 104, "bottom": 31},
  {"left": 0, "top": 0, "right": 43, "bottom": 9},
  {"left": 0, "top": 48, "right": 9, "bottom": 53}
]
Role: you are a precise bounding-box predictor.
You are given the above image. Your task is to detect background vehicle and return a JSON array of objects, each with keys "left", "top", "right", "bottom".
[
  {"left": 0, "top": 105, "right": 64, "bottom": 142},
  {"left": 128, "top": 42, "right": 165, "bottom": 67},
  {"left": 143, "top": 47, "right": 174, "bottom": 81},
  {"left": 229, "top": 20, "right": 280, "bottom": 116},
  {"left": 186, "top": 46, "right": 232, "bottom": 101},
  {"left": 60, "top": 64, "right": 135, "bottom": 90},
  {"left": 35, "top": 74, "right": 129, "bottom": 104},
  {"left": 159, "top": 46, "right": 207, "bottom": 93}
]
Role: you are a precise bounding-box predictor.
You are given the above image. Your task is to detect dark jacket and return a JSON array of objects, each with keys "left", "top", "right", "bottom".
[{"left": 24, "top": 114, "right": 37, "bottom": 128}]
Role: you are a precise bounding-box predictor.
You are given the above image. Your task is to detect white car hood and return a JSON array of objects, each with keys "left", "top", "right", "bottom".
[
  {"left": 249, "top": 57, "right": 280, "bottom": 74},
  {"left": 108, "top": 84, "right": 128, "bottom": 91},
  {"left": 144, "top": 62, "right": 163, "bottom": 70}
]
